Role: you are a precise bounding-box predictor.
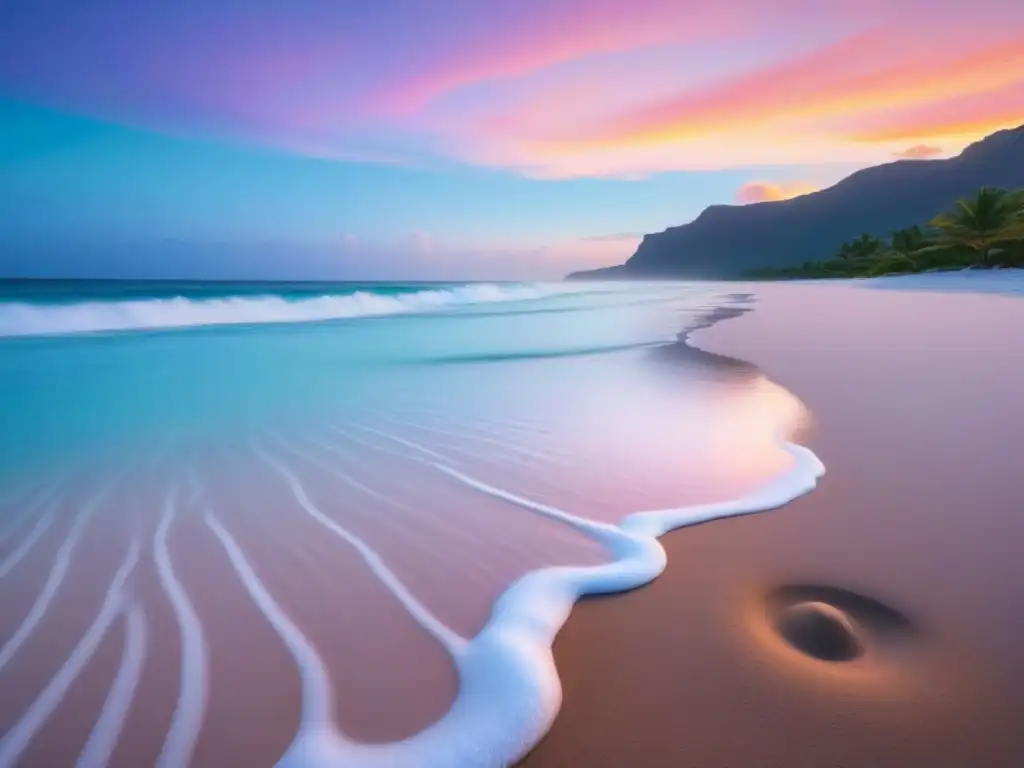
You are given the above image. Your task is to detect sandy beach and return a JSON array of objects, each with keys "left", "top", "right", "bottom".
[
  {"left": 521, "top": 274, "right": 1024, "bottom": 767},
  {"left": 0, "top": 281, "right": 803, "bottom": 767},
  {"left": 4, "top": 4, "right": 1023, "bottom": 763},
  {"left": 2, "top": 274, "right": 1022, "bottom": 766}
]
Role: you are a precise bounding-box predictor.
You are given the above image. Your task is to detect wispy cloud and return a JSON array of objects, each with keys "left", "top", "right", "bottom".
[
  {"left": 362, "top": 0, "right": 717, "bottom": 116},
  {"left": 486, "top": 27, "right": 1024, "bottom": 175},
  {"left": 1, "top": 1, "right": 1023, "bottom": 178}
]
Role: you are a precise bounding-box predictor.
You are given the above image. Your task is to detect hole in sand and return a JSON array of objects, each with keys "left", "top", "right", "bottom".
[
  {"left": 766, "top": 585, "right": 914, "bottom": 662},
  {"left": 775, "top": 601, "right": 864, "bottom": 661}
]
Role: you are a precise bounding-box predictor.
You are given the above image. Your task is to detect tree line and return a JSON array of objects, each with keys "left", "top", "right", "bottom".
[{"left": 748, "top": 186, "right": 1024, "bottom": 279}]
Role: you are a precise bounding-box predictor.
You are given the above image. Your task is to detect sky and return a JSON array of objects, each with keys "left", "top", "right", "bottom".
[{"left": 2, "top": 0, "right": 1023, "bottom": 280}]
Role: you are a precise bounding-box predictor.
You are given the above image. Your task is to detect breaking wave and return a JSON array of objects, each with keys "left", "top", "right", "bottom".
[{"left": 0, "top": 283, "right": 585, "bottom": 338}]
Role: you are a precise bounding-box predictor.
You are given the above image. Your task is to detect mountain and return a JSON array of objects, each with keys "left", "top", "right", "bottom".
[{"left": 568, "top": 124, "right": 1024, "bottom": 280}]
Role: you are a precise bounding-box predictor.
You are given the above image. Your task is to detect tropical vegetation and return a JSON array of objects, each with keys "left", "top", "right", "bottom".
[{"left": 747, "top": 186, "right": 1024, "bottom": 279}]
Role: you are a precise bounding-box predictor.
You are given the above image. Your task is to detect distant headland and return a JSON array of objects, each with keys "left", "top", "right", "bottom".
[{"left": 568, "top": 123, "right": 1024, "bottom": 280}]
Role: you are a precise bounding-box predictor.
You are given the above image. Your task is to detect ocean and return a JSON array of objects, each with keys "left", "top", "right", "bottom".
[{"left": 0, "top": 280, "right": 821, "bottom": 767}]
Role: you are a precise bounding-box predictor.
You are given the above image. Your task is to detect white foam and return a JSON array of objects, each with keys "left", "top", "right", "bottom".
[
  {"left": 0, "top": 495, "right": 60, "bottom": 579},
  {"left": 154, "top": 488, "right": 209, "bottom": 768},
  {"left": 255, "top": 448, "right": 466, "bottom": 654},
  {"left": 0, "top": 289, "right": 822, "bottom": 767},
  {"left": 203, "top": 512, "right": 340, "bottom": 755},
  {"left": 202, "top": 409, "right": 824, "bottom": 766},
  {"left": 0, "top": 538, "right": 139, "bottom": 768},
  {"left": 0, "top": 483, "right": 61, "bottom": 546},
  {"left": 77, "top": 602, "right": 148, "bottom": 768},
  {"left": 0, "top": 484, "right": 109, "bottom": 673},
  {"left": 0, "top": 283, "right": 588, "bottom": 338}
]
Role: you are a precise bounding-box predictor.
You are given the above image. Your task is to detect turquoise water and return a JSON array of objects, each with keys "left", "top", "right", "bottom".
[
  {"left": 0, "top": 280, "right": 812, "bottom": 767},
  {"left": 0, "top": 280, "right": 733, "bottom": 476}
]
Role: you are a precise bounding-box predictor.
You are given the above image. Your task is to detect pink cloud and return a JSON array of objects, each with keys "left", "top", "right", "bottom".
[
  {"left": 849, "top": 79, "right": 1024, "bottom": 144},
  {"left": 893, "top": 144, "right": 944, "bottom": 159},
  {"left": 6, "top": 0, "right": 1024, "bottom": 178},
  {"left": 441, "top": 16, "right": 1024, "bottom": 176},
  {"left": 736, "top": 181, "right": 819, "bottom": 204},
  {"left": 363, "top": 0, "right": 749, "bottom": 117},
  {"left": 368, "top": 0, "right": 1022, "bottom": 119},
  {"left": 558, "top": 29, "right": 1024, "bottom": 150}
]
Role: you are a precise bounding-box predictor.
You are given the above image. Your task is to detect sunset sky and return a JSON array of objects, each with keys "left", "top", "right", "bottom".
[{"left": 2, "top": 0, "right": 1023, "bottom": 279}]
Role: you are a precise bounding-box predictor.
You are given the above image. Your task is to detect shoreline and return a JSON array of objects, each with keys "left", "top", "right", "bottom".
[
  {"left": 5, "top": 276, "right": 1021, "bottom": 766},
  {"left": 0, "top": 283, "right": 824, "bottom": 768},
  {"left": 520, "top": 276, "right": 1024, "bottom": 767},
  {"left": 255, "top": 288, "right": 826, "bottom": 767}
]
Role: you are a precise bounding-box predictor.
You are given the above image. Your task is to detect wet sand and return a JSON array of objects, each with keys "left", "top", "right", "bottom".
[
  {"left": 0, "top": 332, "right": 796, "bottom": 766},
  {"left": 520, "top": 280, "right": 1024, "bottom": 768}
]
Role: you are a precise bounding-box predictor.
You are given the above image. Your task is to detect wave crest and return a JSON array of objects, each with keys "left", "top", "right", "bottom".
[{"left": 0, "top": 283, "right": 576, "bottom": 338}]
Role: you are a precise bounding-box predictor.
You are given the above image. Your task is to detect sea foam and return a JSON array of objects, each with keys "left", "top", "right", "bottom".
[
  {"left": 211, "top": 381, "right": 824, "bottom": 767},
  {"left": 0, "top": 285, "right": 823, "bottom": 767},
  {"left": 0, "top": 283, "right": 585, "bottom": 338},
  {"left": 253, "top": 433, "right": 823, "bottom": 767}
]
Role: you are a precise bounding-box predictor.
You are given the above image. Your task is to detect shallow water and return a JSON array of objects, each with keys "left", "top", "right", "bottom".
[{"left": 0, "top": 280, "right": 812, "bottom": 767}]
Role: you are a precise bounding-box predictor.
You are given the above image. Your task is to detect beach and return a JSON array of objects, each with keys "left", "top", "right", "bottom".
[
  {"left": 521, "top": 274, "right": 1024, "bottom": 767},
  {"left": 1, "top": 275, "right": 1022, "bottom": 766},
  {"left": 4, "top": 3, "right": 1023, "bottom": 763},
  {"left": 0, "top": 280, "right": 805, "bottom": 767}
]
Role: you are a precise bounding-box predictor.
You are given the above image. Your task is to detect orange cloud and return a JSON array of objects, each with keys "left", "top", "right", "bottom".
[
  {"left": 737, "top": 181, "right": 818, "bottom": 204},
  {"left": 591, "top": 30, "right": 893, "bottom": 146},
  {"left": 893, "top": 144, "right": 943, "bottom": 159},
  {"left": 10, "top": 0, "right": 1024, "bottom": 183},
  {"left": 510, "top": 28, "right": 1024, "bottom": 164},
  {"left": 849, "top": 80, "right": 1024, "bottom": 144}
]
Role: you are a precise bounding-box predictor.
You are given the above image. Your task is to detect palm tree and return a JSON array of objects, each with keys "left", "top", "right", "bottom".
[
  {"left": 864, "top": 251, "right": 918, "bottom": 276},
  {"left": 928, "top": 186, "right": 1024, "bottom": 267},
  {"left": 837, "top": 233, "right": 885, "bottom": 263},
  {"left": 889, "top": 225, "right": 931, "bottom": 256}
]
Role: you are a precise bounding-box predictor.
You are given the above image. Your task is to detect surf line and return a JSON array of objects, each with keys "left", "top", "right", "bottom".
[{"left": 203, "top": 419, "right": 822, "bottom": 767}]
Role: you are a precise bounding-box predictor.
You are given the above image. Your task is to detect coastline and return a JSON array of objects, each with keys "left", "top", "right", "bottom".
[
  {"left": 519, "top": 276, "right": 1024, "bottom": 767},
  {"left": 0, "top": 282, "right": 822, "bottom": 768},
  {"left": 4, "top": 276, "right": 1021, "bottom": 766}
]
